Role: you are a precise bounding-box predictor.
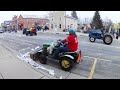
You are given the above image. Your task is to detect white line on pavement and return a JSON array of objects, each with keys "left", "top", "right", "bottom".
[
  {"left": 109, "top": 63, "right": 120, "bottom": 67},
  {"left": 109, "top": 45, "right": 120, "bottom": 49},
  {"left": 83, "top": 55, "right": 112, "bottom": 62},
  {"left": 82, "top": 55, "right": 120, "bottom": 68}
]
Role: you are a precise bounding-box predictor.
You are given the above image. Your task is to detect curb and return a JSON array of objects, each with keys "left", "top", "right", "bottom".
[{"left": 38, "top": 31, "right": 89, "bottom": 37}]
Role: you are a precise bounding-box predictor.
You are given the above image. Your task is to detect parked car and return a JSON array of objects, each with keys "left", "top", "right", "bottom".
[{"left": 0, "top": 27, "right": 4, "bottom": 33}]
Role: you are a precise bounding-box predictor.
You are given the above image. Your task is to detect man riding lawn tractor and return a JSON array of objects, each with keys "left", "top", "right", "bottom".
[
  {"left": 30, "top": 28, "right": 82, "bottom": 71},
  {"left": 25, "top": 27, "right": 37, "bottom": 36}
]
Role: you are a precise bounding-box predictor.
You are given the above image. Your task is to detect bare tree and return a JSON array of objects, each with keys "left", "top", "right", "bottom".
[
  {"left": 71, "top": 11, "right": 78, "bottom": 19},
  {"left": 103, "top": 18, "right": 113, "bottom": 33}
]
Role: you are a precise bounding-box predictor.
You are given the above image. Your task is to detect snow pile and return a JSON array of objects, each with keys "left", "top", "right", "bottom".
[
  {"left": 60, "top": 76, "right": 63, "bottom": 79},
  {"left": 17, "top": 46, "right": 55, "bottom": 76},
  {"left": 35, "top": 46, "right": 40, "bottom": 50},
  {"left": 30, "top": 46, "right": 40, "bottom": 52},
  {"left": 31, "top": 49, "right": 34, "bottom": 51}
]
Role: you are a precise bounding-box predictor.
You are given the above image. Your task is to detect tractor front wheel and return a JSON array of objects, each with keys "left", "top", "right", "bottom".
[
  {"left": 89, "top": 37, "right": 96, "bottom": 42},
  {"left": 38, "top": 53, "right": 47, "bottom": 64}
]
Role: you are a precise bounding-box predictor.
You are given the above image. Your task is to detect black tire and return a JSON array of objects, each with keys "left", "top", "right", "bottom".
[
  {"left": 35, "top": 32, "right": 37, "bottom": 35},
  {"left": 30, "top": 53, "right": 34, "bottom": 60},
  {"left": 103, "top": 35, "right": 113, "bottom": 45},
  {"left": 26, "top": 33, "right": 28, "bottom": 36},
  {"left": 59, "top": 57, "right": 74, "bottom": 71},
  {"left": 89, "top": 37, "right": 96, "bottom": 42},
  {"left": 38, "top": 54, "right": 47, "bottom": 64},
  {"left": 30, "top": 52, "right": 38, "bottom": 61},
  {"left": 32, "top": 53, "right": 38, "bottom": 61},
  {"left": 116, "top": 35, "right": 118, "bottom": 39},
  {"left": 30, "top": 32, "right": 33, "bottom": 36}
]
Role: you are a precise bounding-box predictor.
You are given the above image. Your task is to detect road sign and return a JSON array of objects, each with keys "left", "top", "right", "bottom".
[{"left": 114, "top": 23, "right": 119, "bottom": 29}]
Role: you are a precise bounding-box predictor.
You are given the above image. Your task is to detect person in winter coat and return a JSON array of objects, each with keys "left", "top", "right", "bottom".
[{"left": 51, "top": 28, "right": 78, "bottom": 59}]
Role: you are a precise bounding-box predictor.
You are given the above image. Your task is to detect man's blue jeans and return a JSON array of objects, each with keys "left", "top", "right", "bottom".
[{"left": 52, "top": 46, "right": 70, "bottom": 58}]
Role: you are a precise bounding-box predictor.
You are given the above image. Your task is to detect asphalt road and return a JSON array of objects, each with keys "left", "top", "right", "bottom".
[{"left": 0, "top": 31, "right": 120, "bottom": 79}]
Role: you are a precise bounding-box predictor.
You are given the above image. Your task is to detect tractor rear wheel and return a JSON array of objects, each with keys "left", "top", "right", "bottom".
[
  {"left": 103, "top": 35, "right": 113, "bottom": 45},
  {"left": 59, "top": 57, "right": 74, "bottom": 71}
]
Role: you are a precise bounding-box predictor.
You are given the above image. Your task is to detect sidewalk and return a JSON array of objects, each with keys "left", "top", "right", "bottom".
[{"left": 0, "top": 44, "right": 57, "bottom": 79}]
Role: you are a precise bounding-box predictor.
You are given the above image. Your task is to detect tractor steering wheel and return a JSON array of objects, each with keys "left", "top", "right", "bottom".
[{"left": 57, "top": 39, "right": 65, "bottom": 47}]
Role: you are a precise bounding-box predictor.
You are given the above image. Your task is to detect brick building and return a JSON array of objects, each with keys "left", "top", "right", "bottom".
[
  {"left": 11, "top": 15, "right": 18, "bottom": 30},
  {"left": 11, "top": 15, "right": 49, "bottom": 30},
  {"left": 18, "top": 15, "right": 40, "bottom": 30}
]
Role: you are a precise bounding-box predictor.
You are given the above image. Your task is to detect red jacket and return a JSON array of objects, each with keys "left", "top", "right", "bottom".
[
  {"left": 63, "top": 35, "right": 78, "bottom": 52},
  {"left": 32, "top": 27, "right": 36, "bottom": 31}
]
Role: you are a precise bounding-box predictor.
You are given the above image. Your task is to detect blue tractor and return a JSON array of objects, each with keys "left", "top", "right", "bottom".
[{"left": 89, "top": 29, "right": 113, "bottom": 45}]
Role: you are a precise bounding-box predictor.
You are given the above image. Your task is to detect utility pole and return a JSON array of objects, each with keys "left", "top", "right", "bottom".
[
  {"left": 27, "top": 22, "right": 28, "bottom": 29},
  {"left": 16, "top": 16, "right": 18, "bottom": 30},
  {"left": 65, "top": 11, "right": 66, "bottom": 31}
]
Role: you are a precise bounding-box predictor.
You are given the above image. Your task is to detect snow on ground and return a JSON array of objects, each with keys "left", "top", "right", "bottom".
[
  {"left": 17, "top": 46, "right": 55, "bottom": 76},
  {"left": 35, "top": 46, "right": 40, "bottom": 50},
  {"left": 60, "top": 76, "right": 63, "bottom": 79}
]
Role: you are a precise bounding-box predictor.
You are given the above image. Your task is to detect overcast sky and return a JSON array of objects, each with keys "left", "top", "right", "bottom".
[{"left": 0, "top": 11, "right": 120, "bottom": 24}]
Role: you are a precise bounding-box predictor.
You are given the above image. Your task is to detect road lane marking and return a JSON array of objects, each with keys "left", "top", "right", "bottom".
[
  {"left": 88, "top": 58, "right": 97, "bottom": 79},
  {"left": 83, "top": 56, "right": 112, "bottom": 62},
  {"left": 109, "top": 45, "right": 120, "bottom": 49}
]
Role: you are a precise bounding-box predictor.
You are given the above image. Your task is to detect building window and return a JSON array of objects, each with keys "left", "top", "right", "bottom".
[
  {"left": 59, "top": 17, "right": 61, "bottom": 20},
  {"left": 51, "top": 24, "right": 53, "bottom": 28},
  {"left": 55, "top": 25, "right": 57, "bottom": 28},
  {"left": 70, "top": 24, "right": 73, "bottom": 28},
  {"left": 59, "top": 24, "right": 61, "bottom": 28},
  {"left": 68, "top": 25, "right": 69, "bottom": 27}
]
